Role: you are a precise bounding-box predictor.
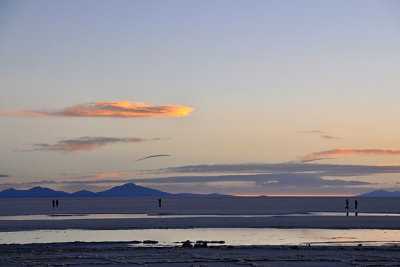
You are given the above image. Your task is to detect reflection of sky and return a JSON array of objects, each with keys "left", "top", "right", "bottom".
[
  {"left": 1, "top": 1, "right": 400, "bottom": 195},
  {"left": 1, "top": 228, "right": 400, "bottom": 246}
]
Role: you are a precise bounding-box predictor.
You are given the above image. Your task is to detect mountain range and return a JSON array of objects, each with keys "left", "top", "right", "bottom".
[
  {"left": 0, "top": 183, "right": 229, "bottom": 198},
  {"left": 358, "top": 189, "right": 400, "bottom": 197}
]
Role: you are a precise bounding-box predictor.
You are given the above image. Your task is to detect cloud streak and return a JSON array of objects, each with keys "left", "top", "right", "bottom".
[
  {"left": 136, "top": 154, "right": 171, "bottom": 162},
  {"left": 0, "top": 174, "right": 10, "bottom": 178},
  {"left": 320, "top": 135, "right": 340, "bottom": 140},
  {"left": 2, "top": 101, "right": 194, "bottom": 118},
  {"left": 298, "top": 130, "right": 324, "bottom": 134},
  {"left": 298, "top": 130, "right": 340, "bottom": 140},
  {"left": 76, "top": 173, "right": 125, "bottom": 179},
  {"left": 33, "top": 136, "right": 159, "bottom": 152},
  {"left": 133, "top": 173, "right": 372, "bottom": 188},
  {"left": 160, "top": 162, "right": 400, "bottom": 177},
  {"left": 303, "top": 148, "right": 400, "bottom": 160},
  {"left": 0, "top": 174, "right": 371, "bottom": 191}
]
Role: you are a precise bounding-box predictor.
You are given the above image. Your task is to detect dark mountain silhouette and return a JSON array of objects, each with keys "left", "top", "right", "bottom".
[
  {"left": 358, "top": 189, "right": 400, "bottom": 197},
  {"left": 0, "top": 183, "right": 230, "bottom": 198},
  {"left": 96, "top": 183, "right": 173, "bottom": 197},
  {"left": 0, "top": 187, "right": 70, "bottom": 198},
  {"left": 70, "top": 190, "right": 97, "bottom": 197},
  {"left": 175, "top": 192, "right": 231, "bottom": 197}
]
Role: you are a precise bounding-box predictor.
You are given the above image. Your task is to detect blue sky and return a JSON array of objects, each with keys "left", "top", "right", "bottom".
[{"left": 1, "top": 0, "right": 400, "bottom": 195}]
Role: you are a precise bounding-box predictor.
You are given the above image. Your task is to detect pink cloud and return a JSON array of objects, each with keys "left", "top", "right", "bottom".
[
  {"left": 302, "top": 148, "right": 400, "bottom": 160},
  {"left": 33, "top": 137, "right": 159, "bottom": 152},
  {"left": 3, "top": 101, "right": 194, "bottom": 118}
]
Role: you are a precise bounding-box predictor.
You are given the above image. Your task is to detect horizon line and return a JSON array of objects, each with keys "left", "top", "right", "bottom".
[{"left": 234, "top": 194, "right": 354, "bottom": 197}]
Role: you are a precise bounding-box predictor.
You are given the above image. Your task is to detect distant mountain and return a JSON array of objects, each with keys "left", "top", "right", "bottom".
[
  {"left": 0, "top": 186, "right": 70, "bottom": 198},
  {"left": 358, "top": 189, "right": 400, "bottom": 197},
  {"left": 96, "top": 183, "right": 173, "bottom": 197},
  {"left": 0, "top": 183, "right": 230, "bottom": 198},
  {"left": 175, "top": 192, "right": 231, "bottom": 197},
  {"left": 70, "top": 190, "right": 97, "bottom": 197}
]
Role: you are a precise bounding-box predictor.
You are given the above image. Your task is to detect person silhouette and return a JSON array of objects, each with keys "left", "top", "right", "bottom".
[
  {"left": 355, "top": 200, "right": 358, "bottom": 210},
  {"left": 52, "top": 200, "right": 55, "bottom": 208},
  {"left": 345, "top": 198, "right": 349, "bottom": 210},
  {"left": 56, "top": 199, "right": 59, "bottom": 208},
  {"left": 158, "top": 198, "right": 162, "bottom": 208}
]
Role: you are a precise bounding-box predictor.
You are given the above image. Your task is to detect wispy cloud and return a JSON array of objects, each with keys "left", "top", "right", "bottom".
[
  {"left": 0, "top": 173, "right": 372, "bottom": 188},
  {"left": 75, "top": 173, "right": 125, "bottom": 179},
  {"left": 136, "top": 154, "right": 171, "bottom": 162},
  {"left": 0, "top": 174, "right": 10, "bottom": 178},
  {"left": 298, "top": 130, "right": 324, "bottom": 134},
  {"left": 2, "top": 101, "right": 194, "bottom": 118},
  {"left": 131, "top": 173, "right": 372, "bottom": 188},
  {"left": 302, "top": 148, "right": 400, "bottom": 160},
  {"left": 320, "top": 135, "right": 340, "bottom": 140},
  {"left": 32, "top": 136, "right": 159, "bottom": 152},
  {"left": 160, "top": 162, "right": 400, "bottom": 177},
  {"left": 300, "top": 157, "right": 332, "bottom": 163},
  {"left": 298, "top": 130, "right": 340, "bottom": 140}
]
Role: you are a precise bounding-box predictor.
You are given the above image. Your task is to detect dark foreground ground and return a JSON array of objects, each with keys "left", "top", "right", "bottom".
[{"left": 1, "top": 242, "right": 400, "bottom": 267}]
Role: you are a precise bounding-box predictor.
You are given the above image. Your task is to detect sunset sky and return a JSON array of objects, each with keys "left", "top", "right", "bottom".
[{"left": 1, "top": 0, "right": 400, "bottom": 196}]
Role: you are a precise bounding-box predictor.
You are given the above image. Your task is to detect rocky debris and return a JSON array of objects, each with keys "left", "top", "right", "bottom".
[
  {"left": 143, "top": 240, "right": 158, "bottom": 244},
  {"left": 194, "top": 241, "right": 208, "bottom": 248},
  {"left": 195, "top": 240, "right": 225, "bottom": 244},
  {"left": 209, "top": 240, "right": 225, "bottom": 244},
  {"left": 182, "top": 240, "right": 192, "bottom": 247}
]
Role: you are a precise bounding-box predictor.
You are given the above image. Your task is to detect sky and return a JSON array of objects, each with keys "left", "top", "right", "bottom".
[{"left": 1, "top": 0, "right": 400, "bottom": 196}]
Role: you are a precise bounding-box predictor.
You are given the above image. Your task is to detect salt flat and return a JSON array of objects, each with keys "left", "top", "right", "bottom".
[
  {"left": 1, "top": 196, "right": 400, "bottom": 216},
  {"left": 1, "top": 196, "right": 400, "bottom": 231},
  {"left": 1, "top": 197, "right": 400, "bottom": 266}
]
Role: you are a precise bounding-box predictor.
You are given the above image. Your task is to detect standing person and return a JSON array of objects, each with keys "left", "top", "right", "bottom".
[
  {"left": 355, "top": 199, "right": 358, "bottom": 210},
  {"left": 56, "top": 199, "right": 59, "bottom": 208},
  {"left": 345, "top": 198, "right": 349, "bottom": 210},
  {"left": 52, "top": 200, "right": 55, "bottom": 208},
  {"left": 158, "top": 198, "right": 162, "bottom": 208}
]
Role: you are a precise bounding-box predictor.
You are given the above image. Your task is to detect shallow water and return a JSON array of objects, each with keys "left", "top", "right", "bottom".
[
  {"left": 0, "top": 211, "right": 398, "bottom": 220},
  {"left": 1, "top": 228, "right": 399, "bottom": 247}
]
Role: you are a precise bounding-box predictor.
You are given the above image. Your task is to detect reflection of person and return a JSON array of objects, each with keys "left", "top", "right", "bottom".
[
  {"left": 355, "top": 200, "right": 358, "bottom": 210},
  {"left": 345, "top": 198, "right": 349, "bottom": 210},
  {"left": 158, "top": 198, "right": 162, "bottom": 208}
]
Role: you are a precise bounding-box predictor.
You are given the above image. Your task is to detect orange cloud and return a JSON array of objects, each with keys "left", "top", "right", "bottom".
[
  {"left": 303, "top": 148, "right": 400, "bottom": 160},
  {"left": 2, "top": 101, "right": 194, "bottom": 118}
]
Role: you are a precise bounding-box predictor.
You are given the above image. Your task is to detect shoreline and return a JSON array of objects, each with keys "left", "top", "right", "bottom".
[{"left": 1, "top": 242, "right": 400, "bottom": 266}]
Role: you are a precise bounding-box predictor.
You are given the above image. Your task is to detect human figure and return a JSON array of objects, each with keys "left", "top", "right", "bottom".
[
  {"left": 52, "top": 200, "right": 55, "bottom": 208},
  {"left": 345, "top": 198, "right": 349, "bottom": 210},
  {"left": 56, "top": 199, "right": 59, "bottom": 208},
  {"left": 158, "top": 198, "right": 162, "bottom": 208},
  {"left": 355, "top": 200, "right": 358, "bottom": 210}
]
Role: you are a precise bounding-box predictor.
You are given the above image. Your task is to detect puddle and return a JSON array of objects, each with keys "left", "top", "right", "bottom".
[
  {"left": 0, "top": 212, "right": 398, "bottom": 220},
  {"left": 0, "top": 228, "right": 399, "bottom": 247}
]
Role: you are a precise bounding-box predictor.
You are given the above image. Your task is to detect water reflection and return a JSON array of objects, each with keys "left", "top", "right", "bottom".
[
  {"left": 1, "top": 212, "right": 399, "bottom": 221},
  {"left": 0, "top": 228, "right": 399, "bottom": 247}
]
